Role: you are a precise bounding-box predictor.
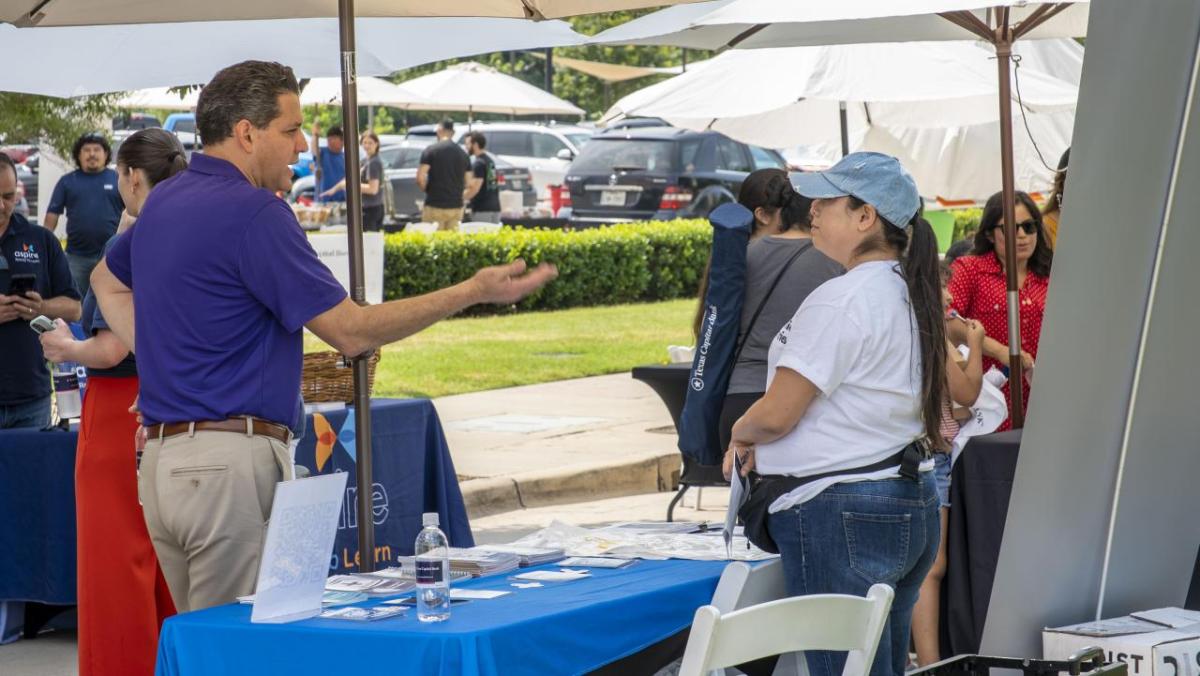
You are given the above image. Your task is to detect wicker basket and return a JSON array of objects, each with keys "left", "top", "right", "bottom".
[{"left": 301, "top": 350, "right": 381, "bottom": 404}]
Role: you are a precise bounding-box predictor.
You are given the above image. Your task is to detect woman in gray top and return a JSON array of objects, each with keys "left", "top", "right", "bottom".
[{"left": 717, "top": 169, "right": 844, "bottom": 451}]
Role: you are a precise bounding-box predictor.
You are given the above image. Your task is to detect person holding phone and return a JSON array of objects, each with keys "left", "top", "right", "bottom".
[
  {"left": 38, "top": 129, "right": 186, "bottom": 676},
  {"left": 0, "top": 151, "right": 81, "bottom": 429}
]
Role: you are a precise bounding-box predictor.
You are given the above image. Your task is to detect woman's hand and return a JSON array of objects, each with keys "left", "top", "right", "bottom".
[
  {"left": 38, "top": 318, "right": 77, "bottom": 363},
  {"left": 965, "top": 318, "right": 985, "bottom": 346},
  {"left": 723, "top": 444, "right": 756, "bottom": 481}
]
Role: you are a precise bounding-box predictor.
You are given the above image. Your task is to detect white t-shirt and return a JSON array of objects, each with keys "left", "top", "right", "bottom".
[{"left": 754, "top": 259, "right": 931, "bottom": 513}]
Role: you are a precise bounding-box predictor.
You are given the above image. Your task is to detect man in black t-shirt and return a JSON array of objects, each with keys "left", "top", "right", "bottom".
[
  {"left": 0, "top": 153, "right": 82, "bottom": 429},
  {"left": 416, "top": 118, "right": 471, "bottom": 231},
  {"left": 464, "top": 132, "right": 501, "bottom": 224}
]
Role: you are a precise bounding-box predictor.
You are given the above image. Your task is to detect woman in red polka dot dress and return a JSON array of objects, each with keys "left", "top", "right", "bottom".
[{"left": 948, "top": 191, "right": 1054, "bottom": 431}]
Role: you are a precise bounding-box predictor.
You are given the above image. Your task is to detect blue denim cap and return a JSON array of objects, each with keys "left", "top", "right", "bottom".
[{"left": 792, "top": 151, "right": 920, "bottom": 228}]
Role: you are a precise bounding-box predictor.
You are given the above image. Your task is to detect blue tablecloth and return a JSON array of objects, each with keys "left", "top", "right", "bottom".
[
  {"left": 0, "top": 398, "right": 472, "bottom": 605},
  {"left": 156, "top": 558, "right": 729, "bottom": 676}
]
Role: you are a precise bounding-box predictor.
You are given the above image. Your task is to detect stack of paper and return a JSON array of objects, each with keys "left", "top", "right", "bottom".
[
  {"left": 446, "top": 548, "right": 521, "bottom": 577},
  {"left": 369, "top": 565, "right": 473, "bottom": 583},
  {"left": 473, "top": 544, "right": 565, "bottom": 567},
  {"left": 325, "top": 574, "right": 414, "bottom": 596}
]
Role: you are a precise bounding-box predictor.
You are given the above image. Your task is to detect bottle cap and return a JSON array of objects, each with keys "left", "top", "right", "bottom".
[{"left": 422, "top": 512, "right": 439, "bottom": 527}]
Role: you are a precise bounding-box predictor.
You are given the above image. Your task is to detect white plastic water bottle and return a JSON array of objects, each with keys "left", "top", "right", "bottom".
[
  {"left": 53, "top": 360, "right": 84, "bottom": 420},
  {"left": 414, "top": 512, "right": 450, "bottom": 622}
]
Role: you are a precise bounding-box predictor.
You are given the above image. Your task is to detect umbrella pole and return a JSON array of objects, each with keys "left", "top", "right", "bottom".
[
  {"left": 839, "top": 101, "right": 850, "bottom": 157},
  {"left": 994, "top": 28, "right": 1026, "bottom": 428},
  {"left": 337, "top": 0, "right": 377, "bottom": 571}
]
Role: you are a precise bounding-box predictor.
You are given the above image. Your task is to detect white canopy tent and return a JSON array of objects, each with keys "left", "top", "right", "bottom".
[
  {"left": 115, "top": 86, "right": 200, "bottom": 111},
  {"left": 604, "top": 39, "right": 1082, "bottom": 201},
  {"left": 396, "top": 62, "right": 585, "bottom": 118}
]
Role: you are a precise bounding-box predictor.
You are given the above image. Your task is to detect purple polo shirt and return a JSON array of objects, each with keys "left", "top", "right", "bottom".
[{"left": 106, "top": 153, "right": 347, "bottom": 428}]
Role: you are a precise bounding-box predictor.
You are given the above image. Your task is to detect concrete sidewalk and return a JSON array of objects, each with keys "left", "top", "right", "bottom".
[{"left": 434, "top": 372, "right": 684, "bottom": 518}]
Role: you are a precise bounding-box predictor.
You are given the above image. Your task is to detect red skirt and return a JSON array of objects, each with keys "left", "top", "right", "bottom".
[{"left": 75, "top": 375, "right": 175, "bottom": 676}]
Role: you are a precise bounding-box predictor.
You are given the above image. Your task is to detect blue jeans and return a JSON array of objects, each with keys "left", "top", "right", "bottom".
[
  {"left": 66, "top": 252, "right": 101, "bottom": 298},
  {"left": 0, "top": 395, "right": 51, "bottom": 430},
  {"left": 767, "top": 473, "right": 940, "bottom": 676}
]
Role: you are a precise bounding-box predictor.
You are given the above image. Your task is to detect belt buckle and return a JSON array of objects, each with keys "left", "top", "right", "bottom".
[{"left": 899, "top": 442, "right": 925, "bottom": 481}]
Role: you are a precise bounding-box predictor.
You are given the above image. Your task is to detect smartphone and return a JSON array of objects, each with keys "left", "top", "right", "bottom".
[
  {"left": 30, "top": 315, "right": 56, "bottom": 335},
  {"left": 8, "top": 273, "right": 36, "bottom": 298}
]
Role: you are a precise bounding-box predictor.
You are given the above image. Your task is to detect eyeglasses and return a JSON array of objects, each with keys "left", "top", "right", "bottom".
[{"left": 991, "top": 220, "right": 1038, "bottom": 235}]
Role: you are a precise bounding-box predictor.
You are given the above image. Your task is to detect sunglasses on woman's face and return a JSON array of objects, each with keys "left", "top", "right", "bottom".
[{"left": 992, "top": 220, "right": 1038, "bottom": 235}]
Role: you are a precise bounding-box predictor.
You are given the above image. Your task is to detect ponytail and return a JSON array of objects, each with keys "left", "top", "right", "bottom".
[
  {"left": 851, "top": 197, "right": 949, "bottom": 448},
  {"left": 900, "top": 216, "right": 949, "bottom": 449}
]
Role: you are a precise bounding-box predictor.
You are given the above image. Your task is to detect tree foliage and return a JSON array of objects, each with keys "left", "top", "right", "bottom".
[{"left": 0, "top": 92, "right": 121, "bottom": 159}]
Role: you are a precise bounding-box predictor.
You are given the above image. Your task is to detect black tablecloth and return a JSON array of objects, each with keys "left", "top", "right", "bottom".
[{"left": 940, "top": 429, "right": 1023, "bottom": 658}]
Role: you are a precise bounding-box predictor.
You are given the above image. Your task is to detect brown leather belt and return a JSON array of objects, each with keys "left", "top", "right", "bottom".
[{"left": 146, "top": 417, "right": 291, "bottom": 445}]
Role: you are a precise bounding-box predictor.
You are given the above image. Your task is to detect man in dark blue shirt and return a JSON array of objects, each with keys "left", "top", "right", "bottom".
[
  {"left": 92, "top": 60, "right": 556, "bottom": 612},
  {"left": 0, "top": 153, "right": 82, "bottom": 429},
  {"left": 44, "top": 133, "right": 125, "bottom": 296},
  {"left": 310, "top": 122, "right": 345, "bottom": 203}
]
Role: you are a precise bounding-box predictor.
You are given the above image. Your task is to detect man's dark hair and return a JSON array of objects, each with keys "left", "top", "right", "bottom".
[
  {"left": 439, "top": 118, "right": 455, "bottom": 133},
  {"left": 0, "top": 152, "right": 17, "bottom": 184},
  {"left": 326, "top": 126, "right": 344, "bottom": 139},
  {"left": 196, "top": 60, "right": 300, "bottom": 147},
  {"left": 467, "top": 131, "right": 487, "bottom": 150},
  {"left": 72, "top": 132, "right": 112, "bottom": 168}
]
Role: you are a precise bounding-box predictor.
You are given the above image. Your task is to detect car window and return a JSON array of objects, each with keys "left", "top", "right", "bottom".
[
  {"left": 485, "top": 131, "right": 533, "bottom": 156},
  {"left": 379, "top": 147, "right": 401, "bottom": 168},
  {"left": 566, "top": 133, "right": 593, "bottom": 149},
  {"left": 749, "top": 145, "right": 786, "bottom": 170},
  {"left": 569, "top": 139, "right": 677, "bottom": 174},
  {"left": 679, "top": 139, "right": 703, "bottom": 173},
  {"left": 172, "top": 119, "right": 196, "bottom": 135},
  {"left": 715, "top": 138, "right": 752, "bottom": 172},
  {"left": 532, "top": 133, "right": 569, "bottom": 159}
]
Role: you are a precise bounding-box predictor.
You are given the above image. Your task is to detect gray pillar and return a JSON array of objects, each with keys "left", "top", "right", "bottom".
[{"left": 981, "top": 0, "right": 1200, "bottom": 656}]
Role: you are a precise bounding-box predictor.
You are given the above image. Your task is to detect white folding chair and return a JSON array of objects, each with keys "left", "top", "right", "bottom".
[
  {"left": 404, "top": 221, "right": 438, "bottom": 235},
  {"left": 678, "top": 584, "right": 894, "bottom": 676},
  {"left": 708, "top": 560, "right": 798, "bottom": 676},
  {"left": 458, "top": 221, "right": 502, "bottom": 234}
]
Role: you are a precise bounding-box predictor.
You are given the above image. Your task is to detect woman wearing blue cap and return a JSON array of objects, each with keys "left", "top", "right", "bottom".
[{"left": 724, "top": 152, "right": 946, "bottom": 676}]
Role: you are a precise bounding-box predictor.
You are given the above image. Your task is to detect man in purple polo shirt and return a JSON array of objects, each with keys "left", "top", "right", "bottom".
[{"left": 91, "top": 61, "right": 555, "bottom": 612}]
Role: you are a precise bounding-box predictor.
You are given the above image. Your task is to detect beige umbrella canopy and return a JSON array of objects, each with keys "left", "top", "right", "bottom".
[
  {"left": 1, "top": 0, "right": 697, "bottom": 570},
  {"left": 1, "top": 0, "right": 703, "bottom": 25}
]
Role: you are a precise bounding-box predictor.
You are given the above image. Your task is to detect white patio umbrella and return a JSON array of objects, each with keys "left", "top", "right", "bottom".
[
  {"left": 0, "top": 17, "right": 587, "bottom": 98},
  {"left": 0, "top": 0, "right": 691, "bottom": 569},
  {"left": 115, "top": 86, "right": 201, "bottom": 111},
  {"left": 300, "top": 76, "right": 429, "bottom": 107},
  {"left": 596, "top": 0, "right": 1091, "bottom": 427},
  {"left": 603, "top": 39, "right": 1080, "bottom": 201},
  {"left": 397, "top": 62, "right": 585, "bottom": 118}
]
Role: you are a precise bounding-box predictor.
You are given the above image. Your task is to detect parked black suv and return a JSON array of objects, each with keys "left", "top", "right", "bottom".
[{"left": 563, "top": 127, "right": 788, "bottom": 226}]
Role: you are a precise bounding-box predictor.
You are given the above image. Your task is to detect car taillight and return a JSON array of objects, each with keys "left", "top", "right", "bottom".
[
  {"left": 496, "top": 173, "right": 507, "bottom": 186},
  {"left": 659, "top": 186, "right": 692, "bottom": 210}
]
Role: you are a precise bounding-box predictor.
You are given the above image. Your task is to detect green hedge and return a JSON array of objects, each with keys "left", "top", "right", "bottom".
[{"left": 383, "top": 220, "right": 711, "bottom": 313}]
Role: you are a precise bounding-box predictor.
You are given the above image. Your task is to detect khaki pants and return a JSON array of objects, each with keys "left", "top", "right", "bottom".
[
  {"left": 138, "top": 428, "right": 292, "bottom": 612},
  {"left": 421, "top": 205, "right": 463, "bottom": 231}
]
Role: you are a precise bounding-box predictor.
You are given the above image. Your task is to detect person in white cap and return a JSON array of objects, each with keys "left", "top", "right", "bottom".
[{"left": 724, "top": 151, "right": 947, "bottom": 676}]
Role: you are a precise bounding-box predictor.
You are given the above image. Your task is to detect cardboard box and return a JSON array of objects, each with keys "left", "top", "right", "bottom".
[{"left": 1044, "top": 608, "right": 1200, "bottom": 676}]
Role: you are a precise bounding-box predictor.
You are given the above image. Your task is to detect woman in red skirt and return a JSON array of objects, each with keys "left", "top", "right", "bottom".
[{"left": 40, "top": 128, "right": 188, "bottom": 676}]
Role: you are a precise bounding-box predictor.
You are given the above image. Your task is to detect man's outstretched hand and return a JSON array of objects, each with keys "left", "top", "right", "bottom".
[{"left": 471, "top": 259, "right": 558, "bottom": 306}]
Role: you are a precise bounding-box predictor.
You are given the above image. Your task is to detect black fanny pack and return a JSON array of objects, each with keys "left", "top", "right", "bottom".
[{"left": 737, "top": 441, "right": 930, "bottom": 554}]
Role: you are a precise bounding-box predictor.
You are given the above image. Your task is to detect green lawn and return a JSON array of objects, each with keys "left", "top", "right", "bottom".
[{"left": 304, "top": 299, "right": 696, "bottom": 399}]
